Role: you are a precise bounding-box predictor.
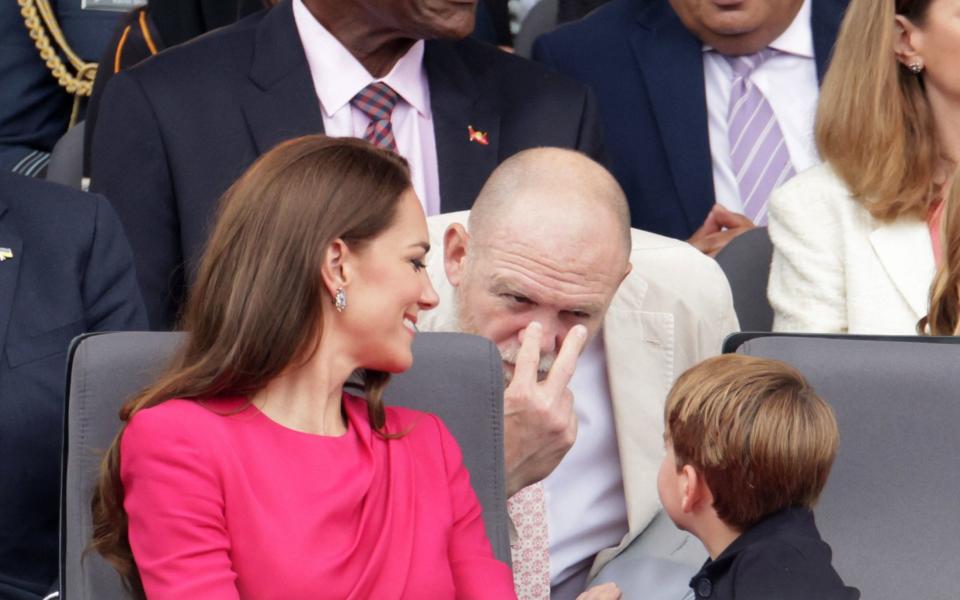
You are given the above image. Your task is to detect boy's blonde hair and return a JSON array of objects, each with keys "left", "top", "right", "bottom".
[{"left": 665, "top": 355, "right": 839, "bottom": 530}]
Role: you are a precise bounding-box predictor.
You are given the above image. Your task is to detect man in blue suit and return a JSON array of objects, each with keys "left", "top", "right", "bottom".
[
  {"left": 0, "top": 173, "right": 146, "bottom": 599},
  {"left": 533, "top": 0, "right": 848, "bottom": 253}
]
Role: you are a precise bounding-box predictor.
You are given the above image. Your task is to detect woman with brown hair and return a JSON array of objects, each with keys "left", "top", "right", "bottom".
[
  {"left": 767, "top": 0, "right": 960, "bottom": 334},
  {"left": 90, "top": 135, "right": 516, "bottom": 599}
]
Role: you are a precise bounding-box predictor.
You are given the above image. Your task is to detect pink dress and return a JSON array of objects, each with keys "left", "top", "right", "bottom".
[{"left": 120, "top": 393, "right": 516, "bottom": 599}]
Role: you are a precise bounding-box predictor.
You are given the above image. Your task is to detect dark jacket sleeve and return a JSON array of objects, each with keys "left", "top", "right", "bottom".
[
  {"left": 82, "top": 194, "right": 148, "bottom": 332},
  {"left": 90, "top": 70, "right": 183, "bottom": 330}
]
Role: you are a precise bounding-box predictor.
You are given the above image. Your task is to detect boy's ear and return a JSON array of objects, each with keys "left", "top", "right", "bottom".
[{"left": 680, "top": 464, "right": 707, "bottom": 514}]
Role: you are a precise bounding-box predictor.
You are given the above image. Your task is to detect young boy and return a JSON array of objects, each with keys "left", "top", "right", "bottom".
[{"left": 658, "top": 354, "right": 860, "bottom": 600}]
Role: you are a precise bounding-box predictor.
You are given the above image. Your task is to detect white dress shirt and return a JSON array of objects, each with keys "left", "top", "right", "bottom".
[
  {"left": 543, "top": 330, "right": 629, "bottom": 587},
  {"left": 703, "top": 0, "right": 820, "bottom": 215},
  {"left": 292, "top": 0, "right": 441, "bottom": 215}
]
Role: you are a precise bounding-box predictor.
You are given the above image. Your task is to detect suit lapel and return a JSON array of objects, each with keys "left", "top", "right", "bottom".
[
  {"left": 632, "top": 2, "right": 714, "bottom": 233},
  {"left": 0, "top": 200, "right": 23, "bottom": 354},
  {"left": 869, "top": 219, "right": 935, "bottom": 321},
  {"left": 424, "top": 41, "right": 500, "bottom": 213},
  {"left": 240, "top": 0, "right": 324, "bottom": 155},
  {"left": 811, "top": 0, "right": 845, "bottom": 83}
]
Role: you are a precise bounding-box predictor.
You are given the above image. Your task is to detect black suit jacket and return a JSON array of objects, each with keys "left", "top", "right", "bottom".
[
  {"left": 533, "top": 0, "right": 847, "bottom": 239},
  {"left": 0, "top": 173, "right": 146, "bottom": 599},
  {"left": 91, "top": 0, "right": 604, "bottom": 329},
  {"left": 688, "top": 507, "right": 859, "bottom": 600}
]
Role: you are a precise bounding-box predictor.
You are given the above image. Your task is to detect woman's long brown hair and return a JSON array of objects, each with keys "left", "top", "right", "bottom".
[{"left": 90, "top": 135, "right": 411, "bottom": 596}]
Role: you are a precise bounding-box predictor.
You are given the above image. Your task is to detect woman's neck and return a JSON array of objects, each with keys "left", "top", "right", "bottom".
[
  {"left": 253, "top": 344, "right": 357, "bottom": 436},
  {"left": 928, "top": 89, "right": 960, "bottom": 166}
]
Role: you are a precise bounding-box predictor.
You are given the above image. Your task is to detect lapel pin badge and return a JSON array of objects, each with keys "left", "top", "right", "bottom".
[
  {"left": 0, "top": 248, "right": 13, "bottom": 261},
  {"left": 467, "top": 125, "right": 489, "bottom": 146}
]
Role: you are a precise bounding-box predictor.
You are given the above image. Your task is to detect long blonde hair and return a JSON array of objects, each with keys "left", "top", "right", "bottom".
[
  {"left": 816, "top": 0, "right": 937, "bottom": 221},
  {"left": 921, "top": 176, "right": 960, "bottom": 335},
  {"left": 90, "top": 136, "right": 411, "bottom": 597}
]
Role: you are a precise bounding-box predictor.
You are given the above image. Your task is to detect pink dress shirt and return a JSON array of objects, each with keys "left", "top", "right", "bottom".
[
  {"left": 120, "top": 393, "right": 516, "bottom": 599},
  {"left": 292, "top": 0, "right": 441, "bottom": 215}
]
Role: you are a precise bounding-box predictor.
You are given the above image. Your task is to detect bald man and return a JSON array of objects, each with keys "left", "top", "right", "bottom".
[{"left": 418, "top": 148, "right": 739, "bottom": 599}]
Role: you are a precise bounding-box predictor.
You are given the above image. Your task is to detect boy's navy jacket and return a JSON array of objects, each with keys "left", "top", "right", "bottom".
[{"left": 688, "top": 507, "right": 860, "bottom": 600}]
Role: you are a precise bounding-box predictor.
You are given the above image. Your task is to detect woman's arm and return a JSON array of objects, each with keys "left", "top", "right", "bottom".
[
  {"left": 433, "top": 416, "right": 518, "bottom": 600},
  {"left": 120, "top": 405, "right": 241, "bottom": 600}
]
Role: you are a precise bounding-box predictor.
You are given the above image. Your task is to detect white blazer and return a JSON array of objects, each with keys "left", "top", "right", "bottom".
[
  {"left": 418, "top": 211, "right": 739, "bottom": 577},
  {"left": 768, "top": 163, "right": 936, "bottom": 334}
]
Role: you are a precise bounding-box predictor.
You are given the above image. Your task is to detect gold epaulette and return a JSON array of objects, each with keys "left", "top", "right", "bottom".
[{"left": 18, "top": 0, "right": 100, "bottom": 125}]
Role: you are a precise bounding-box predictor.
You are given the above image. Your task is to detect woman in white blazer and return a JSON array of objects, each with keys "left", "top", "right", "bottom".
[{"left": 768, "top": 0, "right": 958, "bottom": 334}]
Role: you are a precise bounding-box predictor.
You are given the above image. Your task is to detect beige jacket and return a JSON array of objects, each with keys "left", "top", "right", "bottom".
[
  {"left": 768, "top": 163, "right": 936, "bottom": 334},
  {"left": 418, "top": 211, "right": 739, "bottom": 577}
]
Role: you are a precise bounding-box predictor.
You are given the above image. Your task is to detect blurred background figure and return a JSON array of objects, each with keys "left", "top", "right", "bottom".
[
  {"left": 768, "top": 0, "right": 959, "bottom": 334},
  {"left": 0, "top": 0, "right": 120, "bottom": 175},
  {"left": 0, "top": 172, "right": 145, "bottom": 599},
  {"left": 532, "top": 0, "right": 848, "bottom": 255}
]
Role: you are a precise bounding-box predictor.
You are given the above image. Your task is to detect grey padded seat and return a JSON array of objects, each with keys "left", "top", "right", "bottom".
[
  {"left": 514, "top": 0, "right": 558, "bottom": 58},
  {"left": 731, "top": 333, "right": 960, "bottom": 600},
  {"left": 714, "top": 227, "right": 774, "bottom": 332},
  {"left": 45, "top": 121, "right": 86, "bottom": 190},
  {"left": 60, "top": 331, "right": 509, "bottom": 599}
]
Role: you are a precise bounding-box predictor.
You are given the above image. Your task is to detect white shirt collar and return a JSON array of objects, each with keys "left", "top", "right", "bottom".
[
  {"left": 701, "top": 0, "right": 814, "bottom": 59},
  {"left": 292, "top": 0, "right": 431, "bottom": 118}
]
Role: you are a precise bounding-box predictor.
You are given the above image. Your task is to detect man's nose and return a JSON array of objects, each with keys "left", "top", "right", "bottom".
[{"left": 537, "top": 317, "right": 564, "bottom": 355}]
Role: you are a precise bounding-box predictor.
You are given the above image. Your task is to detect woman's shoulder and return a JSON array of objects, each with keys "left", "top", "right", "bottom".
[
  {"left": 771, "top": 162, "right": 869, "bottom": 222},
  {"left": 776, "top": 163, "right": 853, "bottom": 202},
  {"left": 124, "top": 397, "right": 247, "bottom": 445}
]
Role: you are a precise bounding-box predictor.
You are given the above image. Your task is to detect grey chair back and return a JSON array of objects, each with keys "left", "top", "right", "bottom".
[
  {"left": 60, "top": 331, "right": 509, "bottom": 599},
  {"left": 731, "top": 334, "right": 960, "bottom": 600},
  {"left": 715, "top": 227, "right": 773, "bottom": 332},
  {"left": 46, "top": 121, "right": 86, "bottom": 190},
  {"left": 514, "top": 0, "right": 557, "bottom": 57}
]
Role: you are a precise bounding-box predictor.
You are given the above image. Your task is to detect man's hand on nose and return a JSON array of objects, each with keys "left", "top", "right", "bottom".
[{"left": 503, "top": 321, "right": 587, "bottom": 497}]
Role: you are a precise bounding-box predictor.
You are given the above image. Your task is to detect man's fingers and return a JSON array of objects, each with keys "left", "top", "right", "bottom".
[
  {"left": 703, "top": 228, "right": 745, "bottom": 257},
  {"left": 545, "top": 324, "right": 587, "bottom": 392},
  {"left": 510, "top": 321, "right": 542, "bottom": 386},
  {"left": 711, "top": 205, "right": 755, "bottom": 229}
]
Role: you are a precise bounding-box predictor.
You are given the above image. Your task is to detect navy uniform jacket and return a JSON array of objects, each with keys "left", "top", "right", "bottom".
[
  {"left": 90, "top": 0, "right": 604, "bottom": 329},
  {"left": 0, "top": 173, "right": 146, "bottom": 599},
  {"left": 688, "top": 507, "right": 860, "bottom": 600},
  {"left": 533, "top": 0, "right": 848, "bottom": 239},
  {"left": 0, "top": 0, "right": 118, "bottom": 174}
]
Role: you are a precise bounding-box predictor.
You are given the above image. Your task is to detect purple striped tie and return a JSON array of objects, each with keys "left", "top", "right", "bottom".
[
  {"left": 351, "top": 81, "right": 400, "bottom": 152},
  {"left": 726, "top": 50, "right": 795, "bottom": 225}
]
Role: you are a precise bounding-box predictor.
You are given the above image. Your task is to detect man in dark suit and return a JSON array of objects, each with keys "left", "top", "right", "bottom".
[
  {"left": 533, "top": 0, "right": 848, "bottom": 252},
  {"left": 0, "top": 173, "right": 146, "bottom": 599},
  {"left": 91, "top": 0, "right": 603, "bottom": 329}
]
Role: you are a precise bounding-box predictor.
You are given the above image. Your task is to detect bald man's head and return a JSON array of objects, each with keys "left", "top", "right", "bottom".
[
  {"left": 442, "top": 148, "right": 633, "bottom": 383},
  {"left": 468, "top": 148, "right": 631, "bottom": 257}
]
